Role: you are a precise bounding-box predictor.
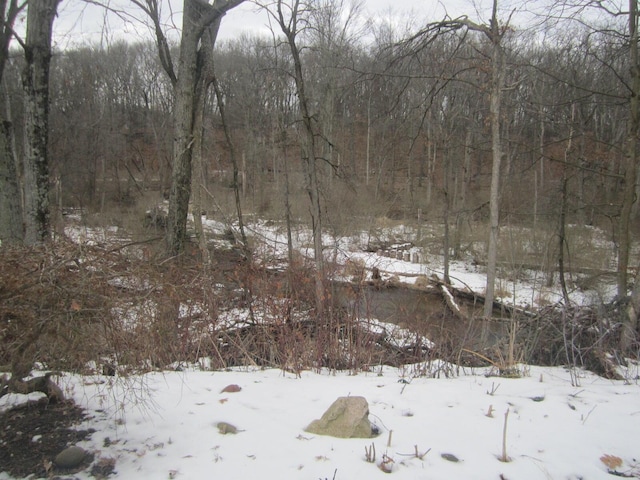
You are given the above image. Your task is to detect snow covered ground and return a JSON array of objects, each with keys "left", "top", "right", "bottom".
[{"left": 2, "top": 364, "right": 640, "bottom": 479}]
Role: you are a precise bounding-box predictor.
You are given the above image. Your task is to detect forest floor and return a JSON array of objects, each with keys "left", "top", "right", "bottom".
[{"left": 0, "top": 398, "right": 99, "bottom": 478}]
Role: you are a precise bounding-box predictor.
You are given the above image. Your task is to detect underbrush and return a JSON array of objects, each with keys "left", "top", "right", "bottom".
[
  {"left": 0, "top": 240, "right": 430, "bottom": 385},
  {"left": 0, "top": 238, "right": 634, "bottom": 393}
]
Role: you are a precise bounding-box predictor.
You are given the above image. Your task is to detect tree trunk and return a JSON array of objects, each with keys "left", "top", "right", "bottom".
[
  {"left": 0, "top": 1, "right": 24, "bottom": 244},
  {"left": 148, "top": 0, "right": 243, "bottom": 256},
  {"left": 190, "top": 18, "right": 224, "bottom": 265},
  {"left": 558, "top": 103, "right": 576, "bottom": 306},
  {"left": 453, "top": 128, "right": 472, "bottom": 259},
  {"left": 191, "top": 84, "right": 210, "bottom": 263},
  {"left": 483, "top": 0, "right": 505, "bottom": 320},
  {"left": 620, "top": 0, "right": 640, "bottom": 351},
  {"left": 558, "top": 176, "right": 570, "bottom": 305},
  {"left": 22, "top": 0, "right": 60, "bottom": 245},
  {"left": 276, "top": 0, "right": 326, "bottom": 318},
  {"left": 625, "top": 263, "right": 640, "bottom": 351},
  {"left": 443, "top": 148, "right": 452, "bottom": 284},
  {"left": 619, "top": 0, "right": 640, "bottom": 296},
  {"left": 0, "top": 121, "right": 22, "bottom": 243},
  {"left": 165, "top": 0, "right": 202, "bottom": 256}
]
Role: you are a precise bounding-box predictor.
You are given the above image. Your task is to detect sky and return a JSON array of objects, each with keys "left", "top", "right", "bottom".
[
  {"left": 50, "top": 0, "right": 496, "bottom": 49},
  {"left": 217, "top": 0, "right": 473, "bottom": 40},
  {"left": 32, "top": 0, "right": 626, "bottom": 50}
]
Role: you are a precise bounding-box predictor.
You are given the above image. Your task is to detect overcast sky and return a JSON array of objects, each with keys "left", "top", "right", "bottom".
[
  {"left": 49, "top": 0, "right": 619, "bottom": 49},
  {"left": 217, "top": 0, "right": 475, "bottom": 40},
  {"left": 50, "top": 0, "right": 501, "bottom": 49}
]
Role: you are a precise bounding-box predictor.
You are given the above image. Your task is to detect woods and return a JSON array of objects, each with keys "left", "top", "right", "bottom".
[
  {"left": 0, "top": 0, "right": 639, "bottom": 380},
  {"left": 3, "top": 4, "right": 640, "bottom": 479}
]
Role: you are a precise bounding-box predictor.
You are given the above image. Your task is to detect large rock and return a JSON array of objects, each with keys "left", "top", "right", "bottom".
[{"left": 305, "top": 396, "right": 372, "bottom": 438}]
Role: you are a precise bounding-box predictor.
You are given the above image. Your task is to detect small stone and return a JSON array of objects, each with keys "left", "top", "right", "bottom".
[
  {"left": 221, "top": 384, "right": 241, "bottom": 393},
  {"left": 441, "top": 453, "right": 460, "bottom": 463},
  {"left": 217, "top": 422, "right": 238, "bottom": 434},
  {"left": 54, "top": 445, "right": 87, "bottom": 468}
]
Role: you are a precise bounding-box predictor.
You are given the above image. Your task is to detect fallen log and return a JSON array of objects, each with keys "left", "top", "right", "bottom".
[
  {"left": 439, "top": 284, "right": 468, "bottom": 321},
  {"left": 0, "top": 372, "right": 64, "bottom": 403}
]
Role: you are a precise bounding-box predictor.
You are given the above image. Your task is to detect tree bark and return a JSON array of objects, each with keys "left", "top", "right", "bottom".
[
  {"left": 483, "top": 0, "right": 505, "bottom": 319},
  {"left": 0, "top": 1, "right": 25, "bottom": 244},
  {"left": 625, "top": 263, "right": 640, "bottom": 351},
  {"left": 22, "top": 0, "right": 60, "bottom": 245},
  {"left": 619, "top": 0, "right": 640, "bottom": 296},
  {"left": 619, "top": 0, "right": 640, "bottom": 351},
  {"left": 165, "top": 0, "right": 202, "bottom": 256},
  {"left": 0, "top": 121, "right": 21, "bottom": 243}
]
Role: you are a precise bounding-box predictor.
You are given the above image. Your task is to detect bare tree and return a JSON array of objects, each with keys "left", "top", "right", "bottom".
[
  {"left": 264, "top": 0, "right": 327, "bottom": 317},
  {"left": 0, "top": 1, "right": 26, "bottom": 244},
  {"left": 620, "top": 0, "right": 640, "bottom": 351},
  {"left": 453, "top": 0, "right": 510, "bottom": 319},
  {"left": 134, "top": 0, "right": 245, "bottom": 256}
]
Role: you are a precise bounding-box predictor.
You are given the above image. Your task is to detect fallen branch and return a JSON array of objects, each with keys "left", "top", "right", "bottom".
[
  {"left": 1, "top": 372, "right": 64, "bottom": 403},
  {"left": 439, "top": 284, "right": 468, "bottom": 320}
]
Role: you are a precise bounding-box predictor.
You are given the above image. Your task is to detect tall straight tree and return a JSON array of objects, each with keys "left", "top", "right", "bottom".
[
  {"left": 0, "top": 0, "right": 25, "bottom": 244},
  {"left": 456, "top": 0, "right": 509, "bottom": 319},
  {"left": 268, "top": 0, "right": 327, "bottom": 317},
  {"left": 134, "top": 0, "right": 244, "bottom": 256},
  {"left": 483, "top": 2, "right": 506, "bottom": 319},
  {"left": 621, "top": 0, "right": 640, "bottom": 351},
  {"left": 22, "top": 0, "right": 60, "bottom": 245}
]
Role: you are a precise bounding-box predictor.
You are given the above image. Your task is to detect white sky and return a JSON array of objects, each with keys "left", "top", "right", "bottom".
[
  {"left": 47, "top": 0, "right": 622, "bottom": 50},
  {"left": 50, "top": 0, "right": 501, "bottom": 49},
  {"left": 218, "top": 0, "right": 474, "bottom": 40}
]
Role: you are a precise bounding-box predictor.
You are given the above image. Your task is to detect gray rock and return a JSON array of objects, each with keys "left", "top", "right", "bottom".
[
  {"left": 54, "top": 445, "right": 87, "bottom": 468},
  {"left": 305, "top": 396, "right": 372, "bottom": 438},
  {"left": 441, "top": 452, "right": 460, "bottom": 463}
]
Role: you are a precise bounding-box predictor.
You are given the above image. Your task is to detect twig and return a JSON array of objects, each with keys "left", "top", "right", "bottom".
[
  {"left": 487, "top": 382, "right": 500, "bottom": 396},
  {"left": 500, "top": 408, "right": 510, "bottom": 462},
  {"left": 365, "top": 443, "right": 376, "bottom": 463},
  {"left": 582, "top": 405, "right": 597, "bottom": 425}
]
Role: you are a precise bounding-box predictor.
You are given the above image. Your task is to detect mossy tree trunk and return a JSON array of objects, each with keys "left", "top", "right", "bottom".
[{"left": 22, "top": 0, "right": 60, "bottom": 245}]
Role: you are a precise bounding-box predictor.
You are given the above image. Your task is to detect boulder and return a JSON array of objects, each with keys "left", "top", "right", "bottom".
[{"left": 305, "top": 396, "right": 372, "bottom": 438}]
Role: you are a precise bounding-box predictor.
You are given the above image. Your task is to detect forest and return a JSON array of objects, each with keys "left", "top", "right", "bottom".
[
  {"left": 1, "top": 0, "right": 639, "bottom": 400},
  {"left": 2, "top": 1, "right": 640, "bottom": 477}
]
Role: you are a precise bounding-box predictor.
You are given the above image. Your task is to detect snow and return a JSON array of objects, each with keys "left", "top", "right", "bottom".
[
  {"left": 60, "top": 213, "right": 621, "bottom": 311},
  {"left": 2, "top": 365, "right": 639, "bottom": 479},
  {"left": 237, "top": 219, "right": 620, "bottom": 310}
]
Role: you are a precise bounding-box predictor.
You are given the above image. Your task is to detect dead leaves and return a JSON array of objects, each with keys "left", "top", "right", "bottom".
[{"left": 601, "top": 454, "right": 623, "bottom": 471}]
